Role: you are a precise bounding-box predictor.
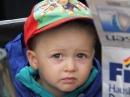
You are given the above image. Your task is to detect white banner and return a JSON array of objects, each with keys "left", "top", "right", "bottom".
[
  {"left": 102, "top": 47, "right": 130, "bottom": 97},
  {"left": 87, "top": 0, "right": 130, "bottom": 48},
  {"left": 86, "top": 0, "right": 130, "bottom": 97}
]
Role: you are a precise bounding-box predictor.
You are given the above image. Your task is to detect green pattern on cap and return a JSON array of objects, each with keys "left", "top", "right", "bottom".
[{"left": 33, "top": 0, "right": 92, "bottom": 29}]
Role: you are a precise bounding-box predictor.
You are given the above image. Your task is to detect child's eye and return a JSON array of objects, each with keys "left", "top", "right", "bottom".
[
  {"left": 77, "top": 53, "right": 86, "bottom": 58},
  {"left": 53, "top": 54, "right": 63, "bottom": 59}
]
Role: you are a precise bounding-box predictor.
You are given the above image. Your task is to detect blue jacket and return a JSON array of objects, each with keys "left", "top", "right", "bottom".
[{"left": 5, "top": 33, "right": 102, "bottom": 97}]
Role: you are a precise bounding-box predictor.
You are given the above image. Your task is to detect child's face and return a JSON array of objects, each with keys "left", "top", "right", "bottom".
[{"left": 27, "top": 25, "right": 95, "bottom": 96}]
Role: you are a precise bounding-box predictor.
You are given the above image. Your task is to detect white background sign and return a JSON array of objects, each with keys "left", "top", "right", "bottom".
[
  {"left": 87, "top": 0, "right": 130, "bottom": 48},
  {"left": 102, "top": 47, "right": 130, "bottom": 97},
  {"left": 86, "top": 0, "right": 130, "bottom": 97}
]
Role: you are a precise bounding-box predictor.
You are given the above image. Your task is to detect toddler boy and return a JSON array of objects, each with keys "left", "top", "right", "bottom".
[{"left": 5, "top": 0, "right": 102, "bottom": 97}]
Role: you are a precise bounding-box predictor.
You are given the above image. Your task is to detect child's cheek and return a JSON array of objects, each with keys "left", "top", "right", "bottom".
[
  {"left": 76, "top": 59, "right": 89, "bottom": 64},
  {"left": 50, "top": 58, "right": 64, "bottom": 64}
]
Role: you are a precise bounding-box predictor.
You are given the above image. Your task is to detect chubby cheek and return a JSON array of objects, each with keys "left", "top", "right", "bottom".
[
  {"left": 76, "top": 60, "right": 92, "bottom": 84},
  {"left": 38, "top": 66, "right": 60, "bottom": 87},
  {"left": 37, "top": 59, "right": 62, "bottom": 81},
  {"left": 39, "top": 68, "right": 56, "bottom": 81},
  {"left": 79, "top": 66, "right": 92, "bottom": 80}
]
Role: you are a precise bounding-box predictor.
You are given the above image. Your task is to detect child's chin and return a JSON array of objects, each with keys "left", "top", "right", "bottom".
[{"left": 60, "top": 87, "right": 77, "bottom": 92}]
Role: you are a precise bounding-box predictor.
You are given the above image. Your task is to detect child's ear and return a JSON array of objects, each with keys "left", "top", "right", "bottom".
[{"left": 26, "top": 50, "right": 38, "bottom": 70}]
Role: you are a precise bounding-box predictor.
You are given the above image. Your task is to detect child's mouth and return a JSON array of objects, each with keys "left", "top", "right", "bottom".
[{"left": 62, "top": 77, "right": 76, "bottom": 84}]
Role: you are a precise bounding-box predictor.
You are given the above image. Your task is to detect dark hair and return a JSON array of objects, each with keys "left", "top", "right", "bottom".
[{"left": 28, "top": 19, "right": 97, "bottom": 50}]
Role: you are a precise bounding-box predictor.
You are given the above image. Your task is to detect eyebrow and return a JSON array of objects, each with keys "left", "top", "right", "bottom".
[
  {"left": 47, "top": 49, "right": 66, "bottom": 53},
  {"left": 47, "top": 48, "right": 92, "bottom": 53},
  {"left": 76, "top": 49, "right": 92, "bottom": 54}
]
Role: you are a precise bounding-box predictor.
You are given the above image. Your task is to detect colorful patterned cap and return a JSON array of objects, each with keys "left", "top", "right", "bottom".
[{"left": 24, "top": 0, "right": 93, "bottom": 49}]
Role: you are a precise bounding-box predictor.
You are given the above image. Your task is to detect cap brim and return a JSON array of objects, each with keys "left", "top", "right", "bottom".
[{"left": 34, "top": 17, "right": 93, "bottom": 35}]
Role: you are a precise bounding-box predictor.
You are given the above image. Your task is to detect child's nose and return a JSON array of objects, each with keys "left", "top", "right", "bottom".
[{"left": 63, "top": 58, "right": 77, "bottom": 72}]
